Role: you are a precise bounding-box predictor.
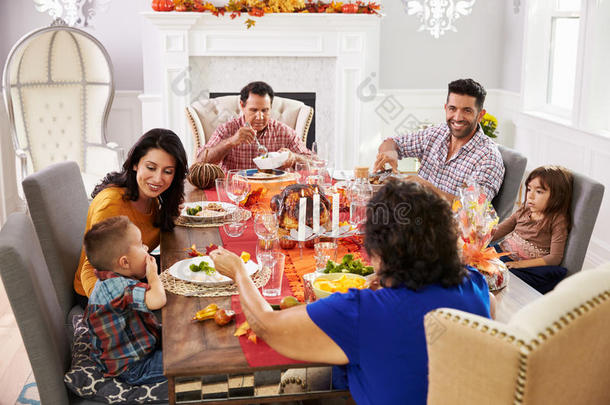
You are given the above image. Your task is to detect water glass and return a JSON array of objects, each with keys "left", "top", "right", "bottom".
[
  {"left": 261, "top": 251, "right": 285, "bottom": 297},
  {"left": 226, "top": 170, "right": 250, "bottom": 205},
  {"left": 222, "top": 208, "right": 248, "bottom": 237},
  {"left": 302, "top": 272, "right": 318, "bottom": 303},
  {"left": 314, "top": 241, "right": 338, "bottom": 271},
  {"left": 295, "top": 161, "right": 310, "bottom": 182},
  {"left": 254, "top": 212, "right": 279, "bottom": 241},
  {"left": 256, "top": 239, "right": 279, "bottom": 265}
]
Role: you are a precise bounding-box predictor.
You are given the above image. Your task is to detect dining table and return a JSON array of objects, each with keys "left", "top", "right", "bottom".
[{"left": 160, "top": 178, "right": 542, "bottom": 404}]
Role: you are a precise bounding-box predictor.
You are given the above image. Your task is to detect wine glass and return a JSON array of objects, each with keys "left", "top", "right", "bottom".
[
  {"left": 295, "top": 161, "right": 310, "bottom": 182},
  {"left": 254, "top": 212, "right": 279, "bottom": 241},
  {"left": 256, "top": 239, "right": 279, "bottom": 270},
  {"left": 310, "top": 141, "right": 318, "bottom": 156},
  {"left": 225, "top": 170, "right": 250, "bottom": 206}
]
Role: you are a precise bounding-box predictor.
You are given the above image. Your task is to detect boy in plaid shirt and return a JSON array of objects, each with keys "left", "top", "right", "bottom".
[{"left": 83, "top": 216, "right": 167, "bottom": 385}]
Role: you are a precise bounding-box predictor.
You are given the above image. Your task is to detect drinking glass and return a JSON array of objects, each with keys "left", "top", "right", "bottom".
[
  {"left": 254, "top": 212, "right": 279, "bottom": 241},
  {"left": 302, "top": 272, "right": 318, "bottom": 303},
  {"left": 295, "top": 161, "right": 310, "bottom": 182},
  {"left": 225, "top": 170, "right": 250, "bottom": 206},
  {"left": 261, "top": 251, "right": 286, "bottom": 297},
  {"left": 222, "top": 208, "right": 247, "bottom": 237},
  {"left": 310, "top": 141, "right": 318, "bottom": 156},
  {"left": 314, "top": 241, "right": 338, "bottom": 271},
  {"left": 256, "top": 239, "right": 279, "bottom": 266}
]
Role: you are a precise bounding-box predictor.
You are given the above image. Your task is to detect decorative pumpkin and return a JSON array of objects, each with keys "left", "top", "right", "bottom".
[
  {"left": 341, "top": 3, "right": 359, "bottom": 13},
  {"left": 152, "top": 0, "right": 175, "bottom": 12},
  {"left": 188, "top": 150, "right": 225, "bottom": 189}
]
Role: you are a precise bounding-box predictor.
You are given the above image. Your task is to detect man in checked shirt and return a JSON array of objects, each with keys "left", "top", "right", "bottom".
[
  {"left": 198, "top": 81, "right": 312, "bottom": 171},
  {"left": 373, "top": 78, "right": 505, "bottom": 202}
]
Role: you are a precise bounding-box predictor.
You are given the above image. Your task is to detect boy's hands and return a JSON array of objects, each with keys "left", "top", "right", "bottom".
[
  {"left": 145, "top": 255, "right": 158, "bottom": 279},
  {"left": 209, "top": 247, "right": 246, "bottom": 281}
]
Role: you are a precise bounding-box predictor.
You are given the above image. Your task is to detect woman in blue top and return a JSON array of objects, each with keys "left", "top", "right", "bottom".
[{"left": 211, "top": 179, "right": 492, "bottom": 404}]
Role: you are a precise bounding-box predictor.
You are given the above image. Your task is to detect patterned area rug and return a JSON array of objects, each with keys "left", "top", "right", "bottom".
[{"left": 16, "top": 373, "right": 39, "bottom": 405}]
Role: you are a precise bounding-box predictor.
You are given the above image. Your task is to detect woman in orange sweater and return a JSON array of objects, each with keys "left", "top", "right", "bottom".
[{"left": 74, "top": 128, "right": 188, "bottom": 305}]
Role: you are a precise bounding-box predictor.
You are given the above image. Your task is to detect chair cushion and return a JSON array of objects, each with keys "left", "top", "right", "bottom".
[{"left": 64, "top": 316, "right": 168, "bottom": 404}]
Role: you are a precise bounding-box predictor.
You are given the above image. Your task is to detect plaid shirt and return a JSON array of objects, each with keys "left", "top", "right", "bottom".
[
  {"left": 85, "top": 270, "right": 161, "bottom": 377},
  {"left": 391, "top": 124, "right": 505, "bottom": 199},
  {"left": 198, "top": 115, "right": 310, "bottom": 171}
]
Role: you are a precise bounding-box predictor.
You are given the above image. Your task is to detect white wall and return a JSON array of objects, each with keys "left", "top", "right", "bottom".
[{"left": 379, "top": 0, "right": 505, "bottom": 89}]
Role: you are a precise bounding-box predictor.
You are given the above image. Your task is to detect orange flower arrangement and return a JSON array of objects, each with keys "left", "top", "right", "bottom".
[{"left": 157, "top": 0, "right": 382, "bottom": 28}]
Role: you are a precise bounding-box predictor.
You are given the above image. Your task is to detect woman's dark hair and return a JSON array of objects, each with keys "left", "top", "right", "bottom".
[
  {"left": 240, "top": 81, "right": 274, "bottom": 105},
  {"left": 364, "top": 179, "right": 467, "bottom": 290},
  {"left": 92, "top": 128, "right": 188, "bottom": 231},
  {"left": 517, "top": 165, "right": 573, "bottom": 230}
]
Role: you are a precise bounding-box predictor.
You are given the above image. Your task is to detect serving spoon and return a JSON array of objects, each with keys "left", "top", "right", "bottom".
[{"left": 245, "top": 122, "right": 268, "bottom": 158}]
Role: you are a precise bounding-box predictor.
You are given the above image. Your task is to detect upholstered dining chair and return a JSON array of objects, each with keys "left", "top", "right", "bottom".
[
  {"left": 21, "top": 161, "right": 88, "bottom": 319},
  {"left": 0, "top": 212, "right": 103, "bottom": 404},
  {"left": 561, "top": 171, "right": 605, "bottom": 276},
  {"left": 491, "top": 145, "right": 528, "bottom": 222},
  {"left": 2, "top": 18, "right": 123, "bottom": 197},
  {"left": 186, "top": 95, "right": 314, "bottom": 157},
  {"left": 425, "top": 263, "right": 610, "bottom": 405}
]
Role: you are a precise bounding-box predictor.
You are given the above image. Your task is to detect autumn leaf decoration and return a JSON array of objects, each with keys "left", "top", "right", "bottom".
[{"left": 157, "top": 0, "right": 382, "bottom": 29}]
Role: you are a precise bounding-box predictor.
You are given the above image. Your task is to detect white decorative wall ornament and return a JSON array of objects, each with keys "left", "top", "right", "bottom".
[
  {"left": 403, "top": 0, "right": 477, "bottom": 39},
  {"left": 33, "top": 0, "right": 110, "bottom": 27}
]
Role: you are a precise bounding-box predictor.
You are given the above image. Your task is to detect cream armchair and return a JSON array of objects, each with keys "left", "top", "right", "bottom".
[
  {"left": 425, "top": 263, "right": 610, "bottom": 405},
  {"left": 186, "top": 95, "right": 314, "bottom": 156},
  {"left": 2, "top": 18, "right": 123, "bottom": 197}
]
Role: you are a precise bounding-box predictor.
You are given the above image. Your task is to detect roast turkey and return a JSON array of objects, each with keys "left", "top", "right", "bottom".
[{"left": 270, "top": 184, "right": 332, "bottom": 232}]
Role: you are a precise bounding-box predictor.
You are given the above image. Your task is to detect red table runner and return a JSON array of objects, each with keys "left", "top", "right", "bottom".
[{"left": 203, "top": 186, "right": 367, "bottom": 367}]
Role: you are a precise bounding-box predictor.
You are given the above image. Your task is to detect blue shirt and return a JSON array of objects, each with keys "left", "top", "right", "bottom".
[{"left": 306, "top": 267, "right": 490, "bottom": 405}]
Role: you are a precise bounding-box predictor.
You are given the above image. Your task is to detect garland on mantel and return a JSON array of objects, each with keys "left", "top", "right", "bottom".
[{"left": 152, "top": 0, "right": 382, "bottom": 28}]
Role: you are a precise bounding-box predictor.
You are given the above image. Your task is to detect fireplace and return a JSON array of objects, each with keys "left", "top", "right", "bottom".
[
  {"left": 140, "top": 12, "right": 381, "bottom": 169},
  {"left": 210, "top": 91, "right": 316, "bottom": 148}
]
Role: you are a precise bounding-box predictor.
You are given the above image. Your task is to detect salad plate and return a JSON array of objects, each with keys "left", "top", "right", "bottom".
[{"left": 167, "top": 255, "right": 259, "bottom": 286}]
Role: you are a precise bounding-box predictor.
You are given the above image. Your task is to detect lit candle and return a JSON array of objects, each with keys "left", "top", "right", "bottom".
[
  {"left": 298, "top": 190, "right": 307, "bottom": 241},
  {"left": 332, "top": 191, "right": 339, "bottom": 236},
  {"left": 313, "top": 187, "right": 320, "bottom": 235}
]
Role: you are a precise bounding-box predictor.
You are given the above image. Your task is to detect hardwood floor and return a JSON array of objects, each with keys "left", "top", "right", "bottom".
[{"left": 0, "top": 277, "right": 33, "bottom": 405}]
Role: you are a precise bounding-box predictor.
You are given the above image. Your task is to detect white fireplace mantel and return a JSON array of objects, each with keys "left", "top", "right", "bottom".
[{"left": 140, "top": 11, "right": 381, "bottom": 168}]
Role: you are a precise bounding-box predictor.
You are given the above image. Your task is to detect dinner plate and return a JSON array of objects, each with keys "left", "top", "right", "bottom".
[
  {"left": 239, "top": 168, "right": 286, "bottom": 180},
  {"left": 167, "top": 256, "right": 260, "bottom": 286},
  {"left": 180, "top": 201, "right": 236, "bottom": 222}
]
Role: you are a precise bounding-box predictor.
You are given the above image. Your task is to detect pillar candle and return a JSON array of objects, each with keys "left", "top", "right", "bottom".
[
  {"left": 313, "top": 188, "right": 320, "bottom": 234},
  {"left": 298, "top": 193, "right": 307, "bottom": 241},
  {"left": 332, "top": 192, "right": 339, "bottom": 236}
]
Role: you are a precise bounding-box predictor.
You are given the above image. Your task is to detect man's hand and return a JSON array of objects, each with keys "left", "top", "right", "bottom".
[
  {"left": 229, "top": 127, "right": 256, "bottom": 147},
  {"left": 145, "top": 255, "right": 158, "bottom": 279},
  {"left": 210, "top": 247, "right": 247, "bottom": 281},
  {"left": 373, "top": 139, "right": 400, "bottom": 172}
]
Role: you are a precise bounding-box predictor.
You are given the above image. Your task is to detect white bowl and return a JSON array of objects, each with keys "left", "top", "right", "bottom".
[
  {"left": 253, "top": 151, "right": 290, "bottom": 170},
  {"left": 312, "top": 273, "right": 367, "bottom": 299}
]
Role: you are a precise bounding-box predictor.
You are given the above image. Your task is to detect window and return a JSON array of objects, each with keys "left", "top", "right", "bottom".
[
  {"left": 546, "top": 7, "right": 579, "bottom": 111},
  {"left": 523, "top": 0, "right": 610, "bottom": 134}
]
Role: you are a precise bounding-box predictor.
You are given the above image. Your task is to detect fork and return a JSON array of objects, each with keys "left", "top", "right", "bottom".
[{"left": 245, "top": 122, "right": 268, "bottom": 158}]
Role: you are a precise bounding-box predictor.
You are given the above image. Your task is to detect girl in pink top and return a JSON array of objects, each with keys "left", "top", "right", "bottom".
[{"left": 491, "top": 166, "right": 573, "bottom": 293}]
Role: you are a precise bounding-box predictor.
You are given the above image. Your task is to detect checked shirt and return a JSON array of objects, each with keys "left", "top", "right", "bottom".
[
  {"left": 198, "top": 115, "right": 310, "bottom": 171},
  {"left": 391, "top": 124, "right": 505, "bottom": 199},
  {"left": 85, "top": 270, "right": 161, "bottom": 377}
]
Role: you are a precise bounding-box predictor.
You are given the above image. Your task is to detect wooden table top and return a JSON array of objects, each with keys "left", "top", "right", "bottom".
[
  {"left": 161, "top": 184, "right": 542, "bottom": 378},
  {"left": 493, "top": 271, "right": 542, "bottom": 323}
]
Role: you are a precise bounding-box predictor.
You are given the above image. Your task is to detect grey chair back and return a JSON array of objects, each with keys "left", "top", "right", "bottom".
[
  {"left": 0, "top": 213, "right": 105, "bottom": 405},
  {"left": 0, "top": 213, "right": 72, "bottom": 404},
  {"left": 22, "top": 161, "right": 89, "bottom": 317},
  {"left": 492, "top": 145, "right": 528, "bottom": 222},
  {"left": 562, "top": 171, "right": 605, "bottom": 276}
]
